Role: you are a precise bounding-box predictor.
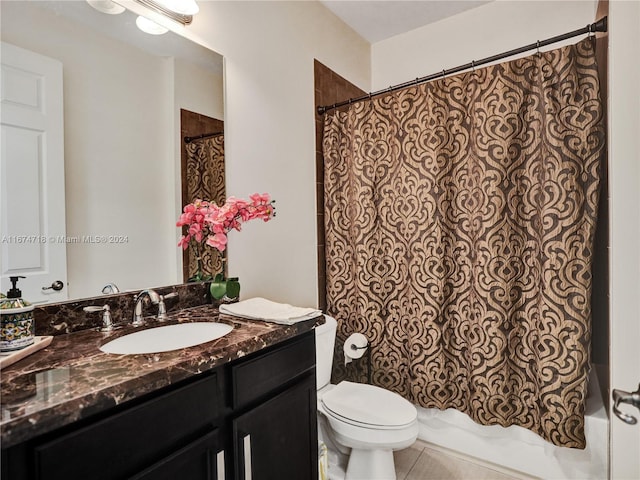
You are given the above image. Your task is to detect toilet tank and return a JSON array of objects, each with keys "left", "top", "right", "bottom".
[{"left": 315, "top": 315, "right": 337, "bottom": 390}]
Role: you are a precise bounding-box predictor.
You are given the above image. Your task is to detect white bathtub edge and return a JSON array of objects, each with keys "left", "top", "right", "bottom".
[{"left": 415, "top": 368, "right": 608, "bottom": 479}]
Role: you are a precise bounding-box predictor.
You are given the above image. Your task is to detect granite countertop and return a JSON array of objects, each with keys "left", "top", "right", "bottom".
[{"left": 0, "top": 305, "right": 323, "bottom": 448}]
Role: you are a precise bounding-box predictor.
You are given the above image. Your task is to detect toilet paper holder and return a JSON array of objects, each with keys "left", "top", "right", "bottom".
[
  {"left": 344, "top": 336, "right": 372, "bottom": 385},
  {"left": 361, "top": 342, "right": 372, "bottom": 384}
]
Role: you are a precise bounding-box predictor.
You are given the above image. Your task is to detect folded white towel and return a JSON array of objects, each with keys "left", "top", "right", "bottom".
[{"left": 219, "top": 297, "right": 322, "bottom": 325}]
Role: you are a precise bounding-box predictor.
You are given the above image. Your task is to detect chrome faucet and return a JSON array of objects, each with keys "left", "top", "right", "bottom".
[{"left": 132, "top": 289, "right": 160, "bottom": 326}]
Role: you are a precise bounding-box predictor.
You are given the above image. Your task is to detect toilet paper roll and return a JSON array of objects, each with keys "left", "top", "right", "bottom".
[{"left": 343, "top": 333, "right": 368, "bottom": 365}]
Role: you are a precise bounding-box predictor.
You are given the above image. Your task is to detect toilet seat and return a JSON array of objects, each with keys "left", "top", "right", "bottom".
[{"left": 320, "top": 381, "right": 417, "bottom": 430}]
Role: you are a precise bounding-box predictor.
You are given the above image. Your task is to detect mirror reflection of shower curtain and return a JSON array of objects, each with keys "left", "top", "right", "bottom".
[
  {"left": 323, "top": 38, "right": 605, "bottom": 449},
  {"left": 185, "top": 135, "right": 225, "bottom": 280}
]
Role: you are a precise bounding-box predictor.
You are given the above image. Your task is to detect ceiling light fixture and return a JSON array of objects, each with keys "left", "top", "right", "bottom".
[{"left": 132, "top": 0, "right": 198, "bottom": 26}]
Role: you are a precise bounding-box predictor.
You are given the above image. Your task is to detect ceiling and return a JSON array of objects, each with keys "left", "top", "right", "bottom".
[
  {"left": 34, "top": 1, "right": 489, "bottom": 67},
  {"left": 319, "top": 0, "right": 493, "bottom": 43}
]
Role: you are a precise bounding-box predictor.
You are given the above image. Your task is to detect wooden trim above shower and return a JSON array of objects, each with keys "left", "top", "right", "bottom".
[{"left": 313, "top": 60, "right": 366, "bottom": 312}]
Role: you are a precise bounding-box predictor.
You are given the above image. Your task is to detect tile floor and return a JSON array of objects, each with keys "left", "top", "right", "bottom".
[{"left": 394, "top": 441, "right": 524, "bottom": 480}]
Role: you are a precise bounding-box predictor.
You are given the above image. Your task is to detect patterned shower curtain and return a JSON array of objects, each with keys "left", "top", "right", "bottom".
[
  {"left": 323, "top": 38, "right": 604, "bottom": 448},
  {"left": 184, "top": 135, "right": 225, "bottom": 279}
]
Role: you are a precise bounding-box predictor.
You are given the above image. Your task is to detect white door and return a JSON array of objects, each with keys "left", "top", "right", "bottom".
[
  {"left": 609, "top": 1, "right": 640, "bottom": 479},
  {"left": 0, "top": 42, "right": 68, "bottom": 303}
]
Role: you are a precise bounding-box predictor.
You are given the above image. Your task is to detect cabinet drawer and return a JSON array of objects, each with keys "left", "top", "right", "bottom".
[
  {"left": 34, "top": 373, "right": 220, "bottom": 480},
  {"left": 231, "top": 331, "right": 315, "bottom": 409}
]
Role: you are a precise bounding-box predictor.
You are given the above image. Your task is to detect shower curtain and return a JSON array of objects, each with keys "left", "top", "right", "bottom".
[
  {"left": 184, "top": 135, "right": 225, "bottom": 279},
  {"left": 323, "top": 38, "right": 604, "bottom": 448}
]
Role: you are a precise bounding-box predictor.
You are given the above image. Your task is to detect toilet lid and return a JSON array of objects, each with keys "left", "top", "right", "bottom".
[{"left": 321, "top": 381, "right": 417, "bottom": 427}]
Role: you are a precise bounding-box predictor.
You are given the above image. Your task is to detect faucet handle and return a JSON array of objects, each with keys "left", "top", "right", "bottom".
[
  {"left": 84, "top": 304, "right": 114, "bottom": 332},
  {"left": 157, "top": 292, "right": 178, "bottom": 321}
]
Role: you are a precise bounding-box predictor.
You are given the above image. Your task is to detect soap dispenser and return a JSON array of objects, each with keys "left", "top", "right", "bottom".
[{"left": 0, "top": 276, "right": 35, "bottom": 352}]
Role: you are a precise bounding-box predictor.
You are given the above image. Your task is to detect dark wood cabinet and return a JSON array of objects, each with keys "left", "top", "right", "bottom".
[
  {"left": 1, "top": 330, "right": 318, "bottom": 480},
  {"left": 232, "top": 377, "right": 317, "bottom": 480},
  {"left": 33, "top": 373, "right": 221, "bottom": 480},
  {"left": 230, "top": 332, "right": 318, "bottom": 480}
]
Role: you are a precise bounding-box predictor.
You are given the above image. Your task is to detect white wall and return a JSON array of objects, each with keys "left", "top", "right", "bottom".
[
  {"left": 179, "top": 1, "right": 370, "bottom": 307},
  {"left": 174, "top": 58, "right": 224, "bottom": 120},
  {"left": 608, "top": 1, "right": 640, "bottom": 477},
  {"left": 372, "top": 0, "right": 598, "bottom": 90}
]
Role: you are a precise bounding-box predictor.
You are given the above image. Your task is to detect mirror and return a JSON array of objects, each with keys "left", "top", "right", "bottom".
[{"left": 0, "top": 1, "right": 224, "bottom": 301}]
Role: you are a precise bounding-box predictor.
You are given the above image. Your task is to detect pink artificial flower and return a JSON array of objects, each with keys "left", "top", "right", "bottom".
[
  {"left": 189, "top": 223, "right": 203, "bottom": 243},
  {"left": 177, "top": 194, "right": 275, "bottom": 253},
  {"left": 178, "top": 235, "right": 191, "bottom": 250},
  {"left": 206, "top": 233, "right": 228, "bottom": 252},
  {"left": 176, "top": 209, "right": 193, "bottom": 227},
  {"left": 250, "top": 193, "right": 271, "bottom": 205}
]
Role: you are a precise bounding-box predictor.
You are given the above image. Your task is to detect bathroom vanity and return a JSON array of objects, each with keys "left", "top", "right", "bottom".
[{"left": 0, "top": 304, "right": 321, "bottom": 480}]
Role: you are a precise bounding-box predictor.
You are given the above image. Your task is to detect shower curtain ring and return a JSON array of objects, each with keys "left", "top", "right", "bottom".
[
  {"left": 536, "top": 40, "right": 541, "bottom": 55},
  {"left": 471, "top": 60, "right": 475, "bottom": 72},
  {"left": 442, "top": 69, "right": 446, "bottom": 79}
]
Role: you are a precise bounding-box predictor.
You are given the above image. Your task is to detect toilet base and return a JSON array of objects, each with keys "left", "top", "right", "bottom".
[{"left": 345, "top": 448, "right": 396, "bottom": 480}]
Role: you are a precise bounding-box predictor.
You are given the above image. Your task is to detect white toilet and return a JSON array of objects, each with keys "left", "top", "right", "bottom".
[{"left": 315, "top": 315, "right": 418, "bottom": 480}]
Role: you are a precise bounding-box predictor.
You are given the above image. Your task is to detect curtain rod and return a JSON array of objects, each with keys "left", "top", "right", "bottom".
[
  {"left": 317, "top": 16, "right": 607, "bottom": 116},
  {"left": 184, "top": 131, "right": 224, "bottom": 144}
]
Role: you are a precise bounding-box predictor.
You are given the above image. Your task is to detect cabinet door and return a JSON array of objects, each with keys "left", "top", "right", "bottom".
[
  {"left": 232, "top": 375, "right": 318, "bottom": 480},
  {"left": 33, "top": 374, "right": 220, "bottom": 480},
  {"left": 131, "top": 429, "right": 226, "bottom": 480}
]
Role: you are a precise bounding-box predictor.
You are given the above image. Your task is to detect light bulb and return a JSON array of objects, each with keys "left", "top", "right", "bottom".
[{"left": 135, "top": 15, "right": 169, "bottom": 35}]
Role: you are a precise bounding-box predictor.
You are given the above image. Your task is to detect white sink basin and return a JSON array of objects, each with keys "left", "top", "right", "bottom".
[{"left": 100, "top": 322, "right": 233, "bottom": 354}]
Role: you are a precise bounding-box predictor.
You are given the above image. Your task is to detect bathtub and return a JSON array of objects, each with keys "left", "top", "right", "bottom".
[{"left": 416, "top": 368, "right": 608, "bottom": 479}]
